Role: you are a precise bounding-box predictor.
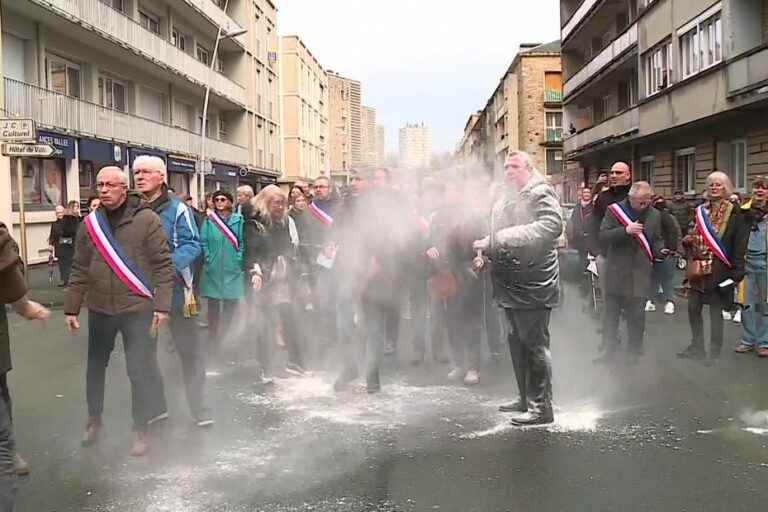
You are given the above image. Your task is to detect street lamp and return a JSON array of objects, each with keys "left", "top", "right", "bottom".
[{"left": 198, "top": 18, "right": 247, "bottom": 205}]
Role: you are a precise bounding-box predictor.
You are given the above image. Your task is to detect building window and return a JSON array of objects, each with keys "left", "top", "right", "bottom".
[
  {"left": 545, "top": 112, "right": 563, "bottom": 142},
  {"left": 172, "top": 28, "right": 186, "bottom": 51},
  {"left": 106, "top": 0, "right": 124, "bottom": 13},
  {"left": 10, "top": 157, "right": 67, "bottom": 210},
  {"left": 215, "top": 55, "right": 224, "bottom": 73},
  {"left": 139, "top": 11, "right": 160, "bottom": 36},
  {"left": 645, "top": 41, "right": 672, "bottom": 96},
  {"left": 729, "top": 140, "right": 747, "bottom": 191},
  {"left": 679, "top": 10, "right": 722, "bottom": 80},
  {"left": 544, "top": 72, "right": 563, "bottom": 102},
  {"left": 675, "top": 148, "right": 696, "bottom": 193},
  {"left": 168, "top": 172, "right": 190, "bottom": 197},
  {"left": 196, "top": 45, "right": 210, "bottom": 66},
  {"left": 47, "top": 54, "right": 81, "bottom": 98},
  {"left": 219, "top": 118, "right": 228, "bottom": 140},
  {"left": 98, "top": 76, "right": 126, "bottom": 112},
  {"left": 639, "top": 156, "right": 654, "bottom": 184},
  {"left": 545, "top": 149, "right": 563, "bottom": 175}
]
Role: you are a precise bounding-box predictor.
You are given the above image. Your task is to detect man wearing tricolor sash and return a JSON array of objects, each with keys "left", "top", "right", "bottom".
[
  {"left": 597, "top": 181, "right": 665, "bottom": 365},
  {"left": 133, "top": 155, "right": 212, "bottom": 427},
  {"left": 64, "top": 164, "right": 175, "bottom": 457}
]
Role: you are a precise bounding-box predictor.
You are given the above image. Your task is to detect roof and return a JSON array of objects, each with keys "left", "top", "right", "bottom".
[{"left": 520, "top": 40, "right": 561, "bottom": 55}]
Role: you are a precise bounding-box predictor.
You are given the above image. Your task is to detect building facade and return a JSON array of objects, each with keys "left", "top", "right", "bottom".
[
  {"left": 399, "top": 122, "right": 432, "bottom": 169},
  {"left": 560, "top": 0, "right": 768, "bottom": 203},
  {"left": 376, "top": 124, "right": 386, "bottom": 165},
  {"left": 361, "top": 105, "right": 377, "bottom": 167},
  {"left": 327, "top": 70, "right": 361, "bottom": 182},
  {"left": 279, "top": 35, "right": 328, "bottom": 187},
  {"left": 455, "top": 42, "right": 564, "bottom": 194},
  {"left": 0, "top": 0, "right": 280, "bottom": 263}
]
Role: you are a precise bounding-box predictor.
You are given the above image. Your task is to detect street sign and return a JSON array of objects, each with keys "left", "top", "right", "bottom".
[
  {"left": 195, "top": 159, "right": 214, "bottom": 175},
  {"left": 2, "top": 143, "right": 56, "bottom": 158},
  {"left": 0, "top": 118, "right": 36, "bottom": 142}
]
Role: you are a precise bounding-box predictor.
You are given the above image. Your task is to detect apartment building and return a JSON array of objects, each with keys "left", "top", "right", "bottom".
[
  {"left": 399, "top": 122, "right": 432, "bottom": 169},
  {"left": 455, "top": 42, "right": 564, "bottom": 192},
  {"left": 327, "top": 70, "right": 361, "bottom": 183},
  {"left": 279, "top": 35, "right": 328, "bottom": 187},
  {"left": 561, "top": 0, "right": 768, "bottom": 202},
  {"left": 0, "top": 0, "right": 280, "bottom": 263},
  {"left": 361, "top": 105, "right": 377, "bottom": 167},
  {"left": 376, "top": 124, "right": 386, "bottom": 165}
]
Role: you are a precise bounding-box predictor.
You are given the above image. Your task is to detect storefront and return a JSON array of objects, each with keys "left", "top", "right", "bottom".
[
  {"left": 166, "top": 155, "right": 196, "bottom": 197},
  {"left": 206, "top": 162, "right": 240, "bottom": 193},
  {"left": 78, "top": 138, "right": 126, "bottom": 204},
  {"left": 10, "top": 130, "right": 75, "bottom": 211}
]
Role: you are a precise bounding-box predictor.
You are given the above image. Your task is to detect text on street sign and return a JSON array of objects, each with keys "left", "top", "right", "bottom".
[{"left": 2, "top": 143, "right": 57, "bottom": 158}]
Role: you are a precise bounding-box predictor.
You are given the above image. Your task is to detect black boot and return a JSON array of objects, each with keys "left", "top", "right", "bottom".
[
  {"left": 499, "top": 397, "right": 535, "bottom": 413},
  {"left": 366, "top": 370, "right": 381, "bottom": 394},
  {"left": 510, "top": 407, "right": 554, "bottom": 426}
]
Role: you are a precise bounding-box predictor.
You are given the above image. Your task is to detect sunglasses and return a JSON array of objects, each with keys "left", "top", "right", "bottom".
[{"left": 214, "top": 197, "right": 229, "bottom": 202}]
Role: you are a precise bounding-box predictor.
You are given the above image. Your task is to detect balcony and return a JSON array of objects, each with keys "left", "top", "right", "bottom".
[
  {"left": 564, "top": 22, "right": 637, "bottom": 99},
  {"left": 564, "top": 106, "right": 638, "bottom": 154},
  {"left": 562, "top": 0, "right": 602, "bottom": 41},
  {"left": 544, "top": 90, "right": 563, "bottom": 103},
  {"left": 182, "top": 0, "right": 246, "bottom": 47},
  {"left": 546, "top": 127, "right": 564, "bottom": 143},
  {"left": 4, "top": 78, "right": 248, "bottom": 164},
  {"left": 33, "top": 0, "right": 246, "bottom": 106},
  {"left": 727, "top": 45, "right": 768, "bottom": 96}
]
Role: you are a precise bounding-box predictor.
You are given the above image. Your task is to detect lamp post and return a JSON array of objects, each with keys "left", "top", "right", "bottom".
[{"left": 198, "top": 12, "right": 247, "bottom": 205}]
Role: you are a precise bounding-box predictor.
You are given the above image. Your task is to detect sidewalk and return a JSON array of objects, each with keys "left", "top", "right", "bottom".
[{"left": 25, "top": 262, "right": 66, "bottom": 308}]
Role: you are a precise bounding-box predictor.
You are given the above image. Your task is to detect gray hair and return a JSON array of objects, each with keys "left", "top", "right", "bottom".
[
  {"left": 629, "top": 181, "right": 653, "bottom": 197},
  {"left": 251, "top": 184, "right": 288, "bottom": 227},
  {"left": 97, "top": 165, "right": 129, "bottom": 185},
  {"left": 237, "top": 185, "right": 255, "bottom": 198},
  {"left": 132, "top": 155, "right": 167, "bottom": 177},
  {"left": 507, "top": 150, "right": 535, "bottom": 171},
  {"left": 704, "top": 171, "right": 734, "bottom": 198}
]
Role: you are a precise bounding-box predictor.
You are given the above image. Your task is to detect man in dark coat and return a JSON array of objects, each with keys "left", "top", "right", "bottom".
[
  {"left": 597, "top": 182, "right": 666, "bottom": 365},
  {"left": 0, "top": 222, "right": 49, "bottom": 500},
  {"left": 475, "top": 151, "right": 563, "bottom": 426},
  {"left": 589, "top": 162, "right": 632, "bottom": 257},
  {"left": 668, "top": 190, "right": 692, "bottom": 233}
]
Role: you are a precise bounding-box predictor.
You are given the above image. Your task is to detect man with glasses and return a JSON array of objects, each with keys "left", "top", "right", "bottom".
[
  {"left": 596, "top": 181, "right": 665, "bottom": 365},
  {"left": 64, "top": 163, "right": 174, "bottom": 457},
  {"left": 133, "top": 155, "right": 212, "bottom": 427}
]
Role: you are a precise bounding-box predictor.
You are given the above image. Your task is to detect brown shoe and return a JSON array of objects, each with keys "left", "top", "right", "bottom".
[
  {"left": 14, "top": 454, "right": 30, "bottom": 475},
  {"left": 130, "top": 431, "right": 150, "bottom": 457},
  {"left": 81, "top": 416, "right": 102, "bottom": 447}
]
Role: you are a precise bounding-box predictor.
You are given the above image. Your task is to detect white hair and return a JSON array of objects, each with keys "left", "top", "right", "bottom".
[
  {"left": 507, "top": 150, "right": 535, "bottom": 171},
  {"left": 132, "top": 155, "right": 167, "bottom": 178},
  {"left": 704, "top": 171, "right": 734, "bottom": 198},
  {"left": 97, "top": 165, "right": 129, "bottom": 185},
  {"left": 237, "top": 184, "right": 255, "bottom": 198},
  {"left": 629, "top": 181, "right": 653, "bottom": 197}
]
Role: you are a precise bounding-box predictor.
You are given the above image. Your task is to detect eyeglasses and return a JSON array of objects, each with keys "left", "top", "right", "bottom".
[
  {"left": 214, "top": 197, "right": 229, "bottom": 203},
  {"left": 96, "top": 181, "right": 125, "bottom": 190}
]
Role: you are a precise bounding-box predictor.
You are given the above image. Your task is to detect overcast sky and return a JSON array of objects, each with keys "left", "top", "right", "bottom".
[{"left": 278, "top": 0, "right": 560, "bottom": 154}]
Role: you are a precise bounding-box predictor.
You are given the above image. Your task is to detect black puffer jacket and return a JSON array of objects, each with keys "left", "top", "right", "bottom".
[{"left": 489, "top": 174, "right": 563, "bottom": 310}]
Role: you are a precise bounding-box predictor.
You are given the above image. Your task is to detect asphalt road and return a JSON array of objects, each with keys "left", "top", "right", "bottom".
[{"left": 6, "top": 283, "right": 768, "bottom": 512}]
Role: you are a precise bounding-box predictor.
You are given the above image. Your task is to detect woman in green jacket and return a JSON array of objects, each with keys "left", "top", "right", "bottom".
[{"left": 200, "top": 190, "right": 245, "bottom": 350}]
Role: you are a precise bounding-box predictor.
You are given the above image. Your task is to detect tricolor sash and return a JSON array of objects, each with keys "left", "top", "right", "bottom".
[
  {"left": 607, "top": 201, "right": 654, "bottom": 262},
  {"left": 84, "top": 210, "right": 154, "bottom": 299},
  {"left": 308, "top": 201, "right": 333, "bottom": 227},
  {"left": 207, "top": 210, "right": 239, "bottom": 250},
  {"left": 694, "top": 204, "right": 732, "bottom": 268}
]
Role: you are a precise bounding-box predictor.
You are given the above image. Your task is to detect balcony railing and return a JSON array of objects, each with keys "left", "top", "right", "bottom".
[
  {"left": 546, "top": 127, "right": 564, "bottom": 143},
  {"left": 562, "top": 0, "right": 601, "bottom": 41},
  {"left": 4, "top": 78, "right": 248, "bottom": 164},
  {"left": 564, "top": 22, "right": 637, "bottom": 98},
  {"left": 182, "top": 0, "right": 246, "bottom": 47},
  {"left": 564, "top": 106, "right": 639, "bottom": 154},
  {"left": 544, "top": 90, "right": 563, "bottom": 103},
  {"left": 727, "top": 45, "right": 768, "bottom": 95},
  {"left": 34, "top": 0, "right": 246, "bottom": 106}
]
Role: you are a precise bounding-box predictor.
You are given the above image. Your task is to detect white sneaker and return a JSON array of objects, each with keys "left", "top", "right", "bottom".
[
  {"left": 733, "top": 310, "right": 742, "bottom": 323},
  {"left": 447, "top": 367, "right": 464, "bottom": 381},
  {"left": 463, "top": 369, "right": 479, "bottom": 386},
  {"left": 645, "top": 300, "right": 656, "bottom": 312},
  {"left": 722, "top": 310, "right": 732, "bottom": 321},
  {"left": 664, "top": 301, "right": 675, "bottom": 315}
]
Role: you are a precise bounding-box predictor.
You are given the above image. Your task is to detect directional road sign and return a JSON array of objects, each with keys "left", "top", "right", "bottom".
[
  {"left": 2, "top": 143, "right": 56, "bottom": 158},
  {"left": 0, "top": 119, "right": 36, "bottom": 142}
]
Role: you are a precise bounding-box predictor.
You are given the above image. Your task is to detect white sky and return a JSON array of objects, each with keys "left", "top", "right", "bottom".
[{"left": 278, "top": 0, "right": 560, "bottom": 154}]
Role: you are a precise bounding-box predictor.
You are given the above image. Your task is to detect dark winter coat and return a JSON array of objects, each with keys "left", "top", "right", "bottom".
[
  {"left": 589, "top": 184, "right": 630, "bottom": 255},
  {"left": 567, "top": 202, "right": 593, "bottom": 252},
  {"left": 49, "top": 214, "right": 80, "bottom": 257},
  {"left": 489, "top": 173, "right": 563, "bottom": 310},
  {"left": 668, "top": 199, "right": 692, "bottom": 233},
  {"left": 600, "top": 199, "right": 665, "bottom": 299},
  {"left": 64, "top": 193, "right": 175, "bottom": 316},
  {"left": 0, "top": 223, "right": 26, "bottom": 374}
]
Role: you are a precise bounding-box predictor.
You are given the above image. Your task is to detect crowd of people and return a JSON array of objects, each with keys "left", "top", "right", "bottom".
[{"left": 3, "top": 146, "right": 768, "bottom": 508}]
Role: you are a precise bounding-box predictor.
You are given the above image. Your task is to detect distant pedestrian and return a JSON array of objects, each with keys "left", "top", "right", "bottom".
[
  {"left": 64, "top": 164, "right": 174, "bottom": 457},
  {"left": 236, "top": 185, "right": 255, "bottom": 218},
  {"left": 48, "top": 204, "right": 79, "bottom": 286},
  {"left": 678, "top": 172, "right": 748, "bottom": 366},
  {"left": 645, "top": 195, "right": 681, "bottom": 315}
]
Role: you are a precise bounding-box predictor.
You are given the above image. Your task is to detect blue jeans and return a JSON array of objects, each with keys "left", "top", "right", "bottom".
[
  {"left": 0, "top": 396, "right": 16, "bottom": 511},
  {"left": 652, "top": 258, "right": 675, "bottom": 303}
]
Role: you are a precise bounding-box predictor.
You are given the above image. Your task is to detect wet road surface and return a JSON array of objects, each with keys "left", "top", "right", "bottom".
[{"left": 7, "top": 286, "right": 768, "bottom": 511}]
